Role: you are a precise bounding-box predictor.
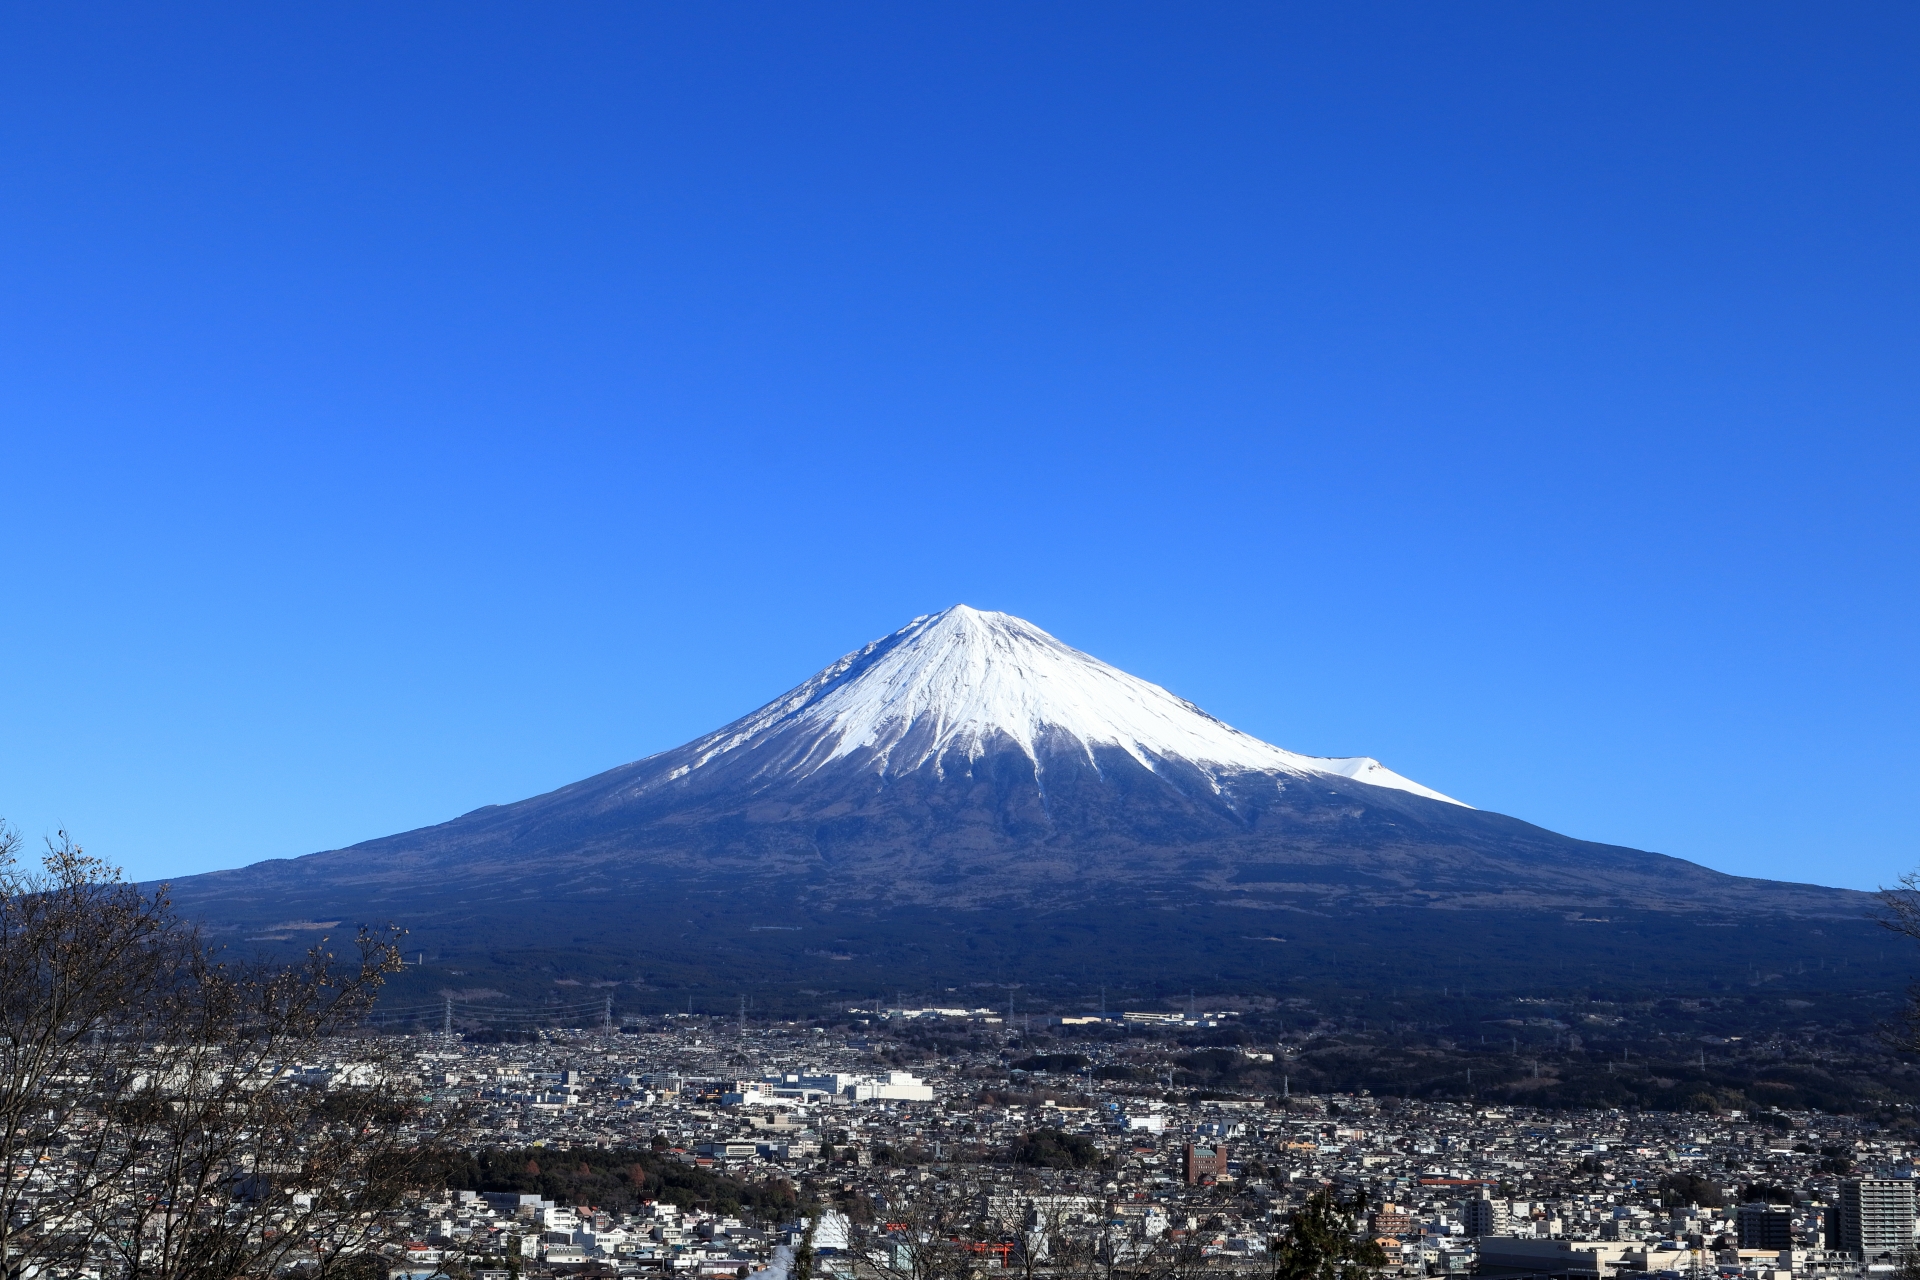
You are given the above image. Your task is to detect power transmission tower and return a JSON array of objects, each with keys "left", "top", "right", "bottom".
[
  {"left": 443, "top": 997, "right": 452, "bottom": 1039},
  {"left": 604, "top": 996, "right": 613, "bottom": 1038}
]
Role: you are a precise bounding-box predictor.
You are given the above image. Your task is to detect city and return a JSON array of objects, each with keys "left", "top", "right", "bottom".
[{"left": 247, "top": 1008, "right": 1920, "bottom": 1280}]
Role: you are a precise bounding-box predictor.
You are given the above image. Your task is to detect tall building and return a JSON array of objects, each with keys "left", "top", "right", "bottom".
[
  {"left": 1736, "top": 1203, "right": 1794, "bottom": 1250},
  {"left": 1372, "top": 1204, "right": 1414, "bottom": 1237},
  {"left": 1464, "top": 1197, "right": 1512, "bottom": 1238},
  {"left": 1183, "top": 1142, "right": 1227, "bottom": 1185},
  {"left": 1833, "top": 1179, "right": 1916, "bottom": 1260}
]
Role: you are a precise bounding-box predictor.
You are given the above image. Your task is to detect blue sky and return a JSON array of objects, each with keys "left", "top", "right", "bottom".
[{"left": 1, "top": 5, "right": 1915, "bottom": 889}]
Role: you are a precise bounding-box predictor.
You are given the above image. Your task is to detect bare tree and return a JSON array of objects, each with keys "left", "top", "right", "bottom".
[
  {"left": 0, "top": 825, "right": 460, "bottom": 1280},
  {"left": 1877, "top": 873, "right": 1920, "bottom": 1054},
  {"left": 1130, "top": 1224, "right": 1219, "bottom": 1280},
  {"left": 995, "top": 1192, "right": 1095, "bottom": 1280},
  {"left": 840, "top": 1188, "right": 992, "bottom": 1280}
]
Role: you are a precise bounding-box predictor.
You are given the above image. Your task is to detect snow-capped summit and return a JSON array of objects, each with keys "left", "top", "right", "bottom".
[{"left": 675, "top": 604, "right": 1464, "bottom": 805}]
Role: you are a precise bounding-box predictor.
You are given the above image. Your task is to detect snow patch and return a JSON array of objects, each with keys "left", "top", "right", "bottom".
[{"left": 680, "top": 605, "right": 1467, "bottom": 806}]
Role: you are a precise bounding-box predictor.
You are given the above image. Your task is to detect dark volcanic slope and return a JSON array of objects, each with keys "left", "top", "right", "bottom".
[
  {"left": 169, "top": 732, "right": 1862, "bottom": 925},
  {"left": 160, "top": 607, "right": 1871, "bottom": 1001}
]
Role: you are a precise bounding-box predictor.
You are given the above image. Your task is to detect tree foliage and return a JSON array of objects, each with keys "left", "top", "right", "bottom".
[
  {"left": 1269, "top": 1188, "right": 1388, "bottom": 1280},
  {"left": 1010, "top": 1129, "right": 1103, "bottom": 1169},
  {"left": 445, "top": 1145, "right": 799, "bottom": 1219},
  {"left": 1660, "top": 1173, "right": 1725, "bottom": 1208}
]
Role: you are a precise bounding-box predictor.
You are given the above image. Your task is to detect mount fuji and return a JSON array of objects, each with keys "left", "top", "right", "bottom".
[{"left": 164, "top": 606, "right": 1873, "bottom": 1005}]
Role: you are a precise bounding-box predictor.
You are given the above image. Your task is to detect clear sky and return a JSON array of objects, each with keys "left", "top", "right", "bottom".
[{"left": 1, "top": 5, "right": 1915, "bottom": 890}]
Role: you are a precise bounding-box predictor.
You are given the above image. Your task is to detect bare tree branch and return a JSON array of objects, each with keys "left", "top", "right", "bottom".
[{"left": 0, "top": 824, "right": 462, "bottom": 1280}]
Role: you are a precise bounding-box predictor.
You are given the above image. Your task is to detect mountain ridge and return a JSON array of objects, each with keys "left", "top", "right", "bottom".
[
  {"left": 151, "top": 604, "right": 1886, "bottom": 1023},
  {"left": 166, "top": 605, "right": 1865, "bottom": 933}
]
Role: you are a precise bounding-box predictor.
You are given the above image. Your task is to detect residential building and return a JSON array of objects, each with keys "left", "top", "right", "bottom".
[{"left": 1833, "top": 1178, "right": 1916, "bottom": 1260}]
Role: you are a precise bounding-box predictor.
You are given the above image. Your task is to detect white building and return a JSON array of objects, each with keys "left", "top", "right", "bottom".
[
  {"left": 848, "top": 1071, "right": 933, "bottom": 1102},
  {"left": 812, "top": 1211, "right": 851, "bottom": 1253},
  {"left": 751, "top": 1070, "right": 933, "bottom": 1103}
]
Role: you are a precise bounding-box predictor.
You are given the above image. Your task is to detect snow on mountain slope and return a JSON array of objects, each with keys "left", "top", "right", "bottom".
[{"left": 672, "top": 605, "right": 1466, "bottom": 806}]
